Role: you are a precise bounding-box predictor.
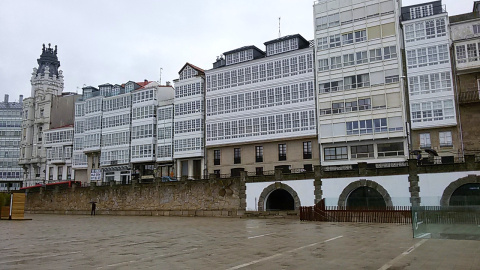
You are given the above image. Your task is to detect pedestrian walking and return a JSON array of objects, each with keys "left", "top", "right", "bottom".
[{"left": 90, "top": 201, "right": 96, "bottom": 216}]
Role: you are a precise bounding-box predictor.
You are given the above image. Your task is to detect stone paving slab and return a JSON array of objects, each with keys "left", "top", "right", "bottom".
[{"left": 1, "top": 214, "right": 480, "bottom": 269}]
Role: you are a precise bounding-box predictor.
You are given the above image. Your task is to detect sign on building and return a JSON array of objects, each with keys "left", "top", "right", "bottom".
[{"left": 90, "top": 169, "right": 102, "bottom": 181}]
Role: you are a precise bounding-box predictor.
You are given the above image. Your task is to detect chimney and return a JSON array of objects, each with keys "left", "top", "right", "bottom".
[
  {"left": 4, "top": 94, "right": 8, "bottom": 103},
  {"left": 166, "top": 81, "right": 171, "bottom": 86},
  {"left": 19, "top": 95, "right": 23, "bottom": 104}
]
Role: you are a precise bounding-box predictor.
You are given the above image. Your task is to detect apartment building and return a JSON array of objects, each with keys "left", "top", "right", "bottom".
[
  {"left": 313, "top": 0, "right": 408, "bottom": 165},
  {"left": 0, "top": 94, "right": 23, "bottom": 191},
  {"left": 401, "top": 1, "right": 459, "bottom": 163},
  {"left": 72, "top": 81, "right": 175, "bottom": 184},
  {"left": 173, "top": 63, "right": 206, "bottom": 179},
  {"left": 450, "top": 1, "right": 480, "bottom": 156},
  {"left": 204, "top": 34, "right": 319, "bottom": 176}
]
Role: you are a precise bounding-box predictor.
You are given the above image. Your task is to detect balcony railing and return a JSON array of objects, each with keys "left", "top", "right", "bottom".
[{"left": 459, "top": 90, "right": 480, "bottom": 104}]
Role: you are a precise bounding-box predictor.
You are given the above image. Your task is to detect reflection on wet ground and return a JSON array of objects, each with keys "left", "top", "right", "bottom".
[{"left": 1, "top": 214, "right": 479, "bottom": 269}]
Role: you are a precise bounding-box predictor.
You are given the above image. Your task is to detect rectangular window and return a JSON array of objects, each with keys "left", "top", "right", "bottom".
[
  {"left": 318, "top": 58, "right": 329, "bottom": 71},
  {"left": 354, "top": 30, "right": 366, "bottom": 42},
  {"left": 303, "top": 141, "right": 312, "bottom": 159},
  {"left": 356, "top": 51, "right": 368, "bottom": 64},
  {"left": 329, "top": 34, "right": 341, "bottom": 48},
  {"left": 330, "top": 56, "right": 342, "bottom": 69},
  {"left": 420, "top": 133, "right": 431, "bottom": 148},
  {"left": 351, "top": 144, "right": 374, "bottom": 159},
  {"left": 377, "top": 142, "right": 404, "bottom": 157},
  {"left": 343, "top": 53, "right": 354, "bottom": 67},
  {"left": 383, "top": 46, "right": 397, "bottom": 60},
  {"left": 255, "top": 146, "right": 263, "bottom": 162},
  {"left": 317, "top": 37, "right": 328, "bottom": 50},
  {"left": 214, "top": 150, "right": 220, "bottom": 165},
  {"left": 456, "top": 45, "right": 467, "bottom": 64},
  {"left": 467, "top": 43, "right": 478, "bottom": 62},
  {"left": 369, "top": 48, "right": 382, "bottom": 62},
  {"left": 474, "top": 24, "right": 480, "bottom": 34},
  {"left": 439, "top": 131, "right": 453, "bottom": 147},
  {"left": 234, "top": 148, "right": 241, "bottom": 164},
  {"left": 278, "top": 144, "right": 287, "bottom": 161},
  {"left": 342, "top": 32, "right": 353, "bottom": 45},
  {"left": 324, "top": 146, "right": 348, "bottom": 160}
]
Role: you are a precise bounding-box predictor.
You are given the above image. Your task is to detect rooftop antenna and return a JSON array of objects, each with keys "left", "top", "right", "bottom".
[
  {"left": 159, "top": 68, "right": 163, "bottom": 85},
  {"left": 278, "top": 17, "right": 281, "bottom": 38}
]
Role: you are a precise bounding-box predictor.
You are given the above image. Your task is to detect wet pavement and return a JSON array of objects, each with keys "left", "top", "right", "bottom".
[{"left": 1, "top": 214, "right": 480, "bottom": 269}]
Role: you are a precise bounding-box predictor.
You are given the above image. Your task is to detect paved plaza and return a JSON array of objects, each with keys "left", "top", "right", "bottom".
[{"left": 1, "top": 214, "right": 480, "bottom": 269}]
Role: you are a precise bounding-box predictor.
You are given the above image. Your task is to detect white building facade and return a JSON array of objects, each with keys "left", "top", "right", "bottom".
[
  {"left": 173, "top": 64, "right": 206, "bottom": 180},
  {"left": 205, "top": 35, "right": 319, "bottom": 176},
  {"left": 314, "top": 0, "right": 408, "bottom": 165},
  {"left": 44, "top": 126, "right": 74, "bottom": 182},
  {"left": 401, "top": 1, "right": 459, "bottom": 161},
  {"left": 72, "top": 81, "right": 175, "bottom": 184}
]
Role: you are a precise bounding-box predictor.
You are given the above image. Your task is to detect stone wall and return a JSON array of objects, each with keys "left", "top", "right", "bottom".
[{"left": 25, "top": 178, "right": 245, "bottom": 217}]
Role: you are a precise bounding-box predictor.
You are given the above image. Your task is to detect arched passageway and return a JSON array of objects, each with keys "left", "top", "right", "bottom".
[
  {"left": 257, "top": 182, "right": 301, "bottom": 211},
  {"left": 449, "top": 183, "right": 480, "bottom": 206},
  {"left": 266, "top": 189, "right": 295, "bottom": 210},
  {"left": 338, "top": 179, "right": 393, "bottom": 208},
  {"left": 440, "top": 175, "right": 480, "bottom": 206},
  {"left": 346, "top": 186, "right": 387, "bottom": 208}
]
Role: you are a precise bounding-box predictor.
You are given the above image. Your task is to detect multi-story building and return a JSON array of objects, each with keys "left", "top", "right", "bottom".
[
  {"left": 73, "top": 80, "right": 175, "bottom": 184},
  {"left": 173, "top": 63, "right": 206, "bottom": 179},
  {"left": 450, "top": 1, "right": 480, "bottom": 157},
  {"left": 205, "top": 34, "right": 319, "bottom": 176},
  {"left": 19, "top": 44, "right": 66, "bottom": 186},
  {"left": 131, "top": 81, "right": 175, "bottom": 181},
  {"left": 313, "top": 0, "right": 408, "bottom": 165},
  {"left": 401, "top": 1, "right": 459, "bottom": 163},
  {"left": 44, "top": 126, "right": 74, "bottom": 182},
  {"left": 0, "top": 94, "right": 23, "bottom": 191}
]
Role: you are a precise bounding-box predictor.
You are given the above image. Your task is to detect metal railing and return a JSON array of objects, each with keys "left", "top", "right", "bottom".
[{"left": 458, "top": 90, "right": 480, "bottom": 104}]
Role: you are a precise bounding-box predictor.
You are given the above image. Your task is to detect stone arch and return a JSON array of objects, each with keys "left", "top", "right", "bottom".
[
  {"left": 440, "top": 175, "right": 480, "bottom": 206},
  {"left": 337, "top": 179, "right": 393, "bottom": 207},
  {"left": 257, "top": 182, "right": 301, "bottom": 211}
]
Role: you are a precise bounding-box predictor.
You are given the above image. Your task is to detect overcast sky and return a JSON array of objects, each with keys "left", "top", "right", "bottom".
[{"left": 0, "top": 0, "right": 473, "bottom": 102}]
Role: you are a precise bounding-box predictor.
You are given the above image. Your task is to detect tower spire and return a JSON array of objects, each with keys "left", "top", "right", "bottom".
[{"left": 36, "top": 43, "right": 61, "bottom": 78}]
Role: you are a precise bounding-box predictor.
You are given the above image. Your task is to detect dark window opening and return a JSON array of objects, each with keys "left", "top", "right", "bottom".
[
  {"left": 266, "top": 189, "right": 295, "bottom": 210},
  {"left": 234, "top": 148, "right": 241, "bottom": 164},
  {"left": 303, "top": 141, "right": 312, "bottom": 159},
  {"left": 278, "top": 144, "right": 287, "bottom": 161},
  {"left": 256, "top": 146, "right": 263, "bottom": 162},
  {"left": 255, "top": 167, "right": 263, "bottom": 176},
  {"left": 231, "top": 168, "right": 244, "bottom": 177},
  {"left": 304, "top": 164, "right": 313, "bottom": 172},
  {"left": 214, "top": 150, "right": 221, "bottom": 165}
]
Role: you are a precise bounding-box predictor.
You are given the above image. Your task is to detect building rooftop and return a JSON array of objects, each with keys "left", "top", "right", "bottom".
[
  {"left": 264, "top": 34, "right": 309, "bottom": 46},
  {"left": 223, "top": 45, "right": 265, "bottom": 56},
  {"left": 450, "top": 12, "right": 480, "bottom": 23}
]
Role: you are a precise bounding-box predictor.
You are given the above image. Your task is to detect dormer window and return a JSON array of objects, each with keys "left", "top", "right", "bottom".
[
  {"left": 125, "top": 83, "right": 134, "bottom": 93},
  {"left": 410, "top": 4, "right": 433, "bottom": 19},
  {"left": 180, "top": 66, "right": 198, "bottom": 80},
  {"left": 266, "top": 38, "right": 299, "bottom": 56},
  {"left": 225, "top": 49, "right": 254, "bottom": 65}
]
